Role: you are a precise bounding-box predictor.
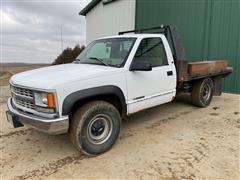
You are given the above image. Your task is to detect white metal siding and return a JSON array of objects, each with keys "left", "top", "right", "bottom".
[{"left": 85, "top": 0, "right": 136, "bottom": 43}]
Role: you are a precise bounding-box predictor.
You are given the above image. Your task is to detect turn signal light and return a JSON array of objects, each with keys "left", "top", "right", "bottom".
[{"left": 47, "top": 93, "right": 55, "bottom": 108}]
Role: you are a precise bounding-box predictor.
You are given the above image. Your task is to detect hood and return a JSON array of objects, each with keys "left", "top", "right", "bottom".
[{"left": 10, "top": 64, "right": 122, "bottom": 89}]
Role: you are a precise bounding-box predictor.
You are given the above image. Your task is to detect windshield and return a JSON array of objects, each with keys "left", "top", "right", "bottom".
[{"left": 76, "top": 38, "right": 136, "bottom": 67}]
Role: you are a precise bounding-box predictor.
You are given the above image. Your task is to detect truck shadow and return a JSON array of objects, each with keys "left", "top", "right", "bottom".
[{"left": 122, "top": 93, "right": 194, "bottom": 129}]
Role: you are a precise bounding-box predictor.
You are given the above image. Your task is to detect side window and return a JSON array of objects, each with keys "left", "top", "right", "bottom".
[{"left": 134, "top": 38, "right": 168, "bottom": 67}]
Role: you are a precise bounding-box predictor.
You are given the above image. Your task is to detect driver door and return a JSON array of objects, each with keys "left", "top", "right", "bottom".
[{"left": 126, "top": 37, "right": 176, "bottom": 114}]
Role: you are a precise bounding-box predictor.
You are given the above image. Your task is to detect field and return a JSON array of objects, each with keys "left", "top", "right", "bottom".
[
  {"left": 0, "top": 63, "right": 49, "bottom": 86},
  {"left": 0, "top": 64, "right": 239, "bottom": 180}
]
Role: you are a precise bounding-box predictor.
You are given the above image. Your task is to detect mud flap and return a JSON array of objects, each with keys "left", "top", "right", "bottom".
[
  {"left": 6, "top": 111, "right": 24, "bottom": 128},
  {"left": 213, "top": 77, "right": 223, "bottom": 96}
]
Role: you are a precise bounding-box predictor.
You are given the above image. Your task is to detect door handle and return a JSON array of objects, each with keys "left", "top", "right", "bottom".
[{"left": 167, "top": 71, "right": 173, "bottom": 76}]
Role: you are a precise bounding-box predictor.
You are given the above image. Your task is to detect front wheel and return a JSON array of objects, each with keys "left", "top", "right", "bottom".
[
  {"left": 191, "top": 78, "right": 214, "bottom": 107},
  {"left": 69, "top": 101, "right": 121, "bottom": 156}
]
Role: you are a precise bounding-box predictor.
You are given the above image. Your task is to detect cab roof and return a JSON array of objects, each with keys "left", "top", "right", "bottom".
[{"left": 95, "top": 33, "right": 165, "bottom": 40}]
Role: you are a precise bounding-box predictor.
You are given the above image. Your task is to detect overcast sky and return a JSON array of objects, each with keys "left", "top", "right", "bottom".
[{"left": 1, "top": 0, "right": 90, "bottom": 64}]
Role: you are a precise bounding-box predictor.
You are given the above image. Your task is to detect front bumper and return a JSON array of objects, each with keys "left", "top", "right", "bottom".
[{"left": 6, "top": 98, "right": 69, "bottom": 135}]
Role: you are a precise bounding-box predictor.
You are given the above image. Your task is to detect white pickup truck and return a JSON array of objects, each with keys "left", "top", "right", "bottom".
[{"left": 6, "top": 26, "right": 232, "bottom": 155}]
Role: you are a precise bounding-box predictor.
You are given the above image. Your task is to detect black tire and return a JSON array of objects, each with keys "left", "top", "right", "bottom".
[
  {"left": 191, "top": 78, "right": 214, "bottom": 107},
  {"left": 69, "top": 101, "right": 121, "bottom": 156}
]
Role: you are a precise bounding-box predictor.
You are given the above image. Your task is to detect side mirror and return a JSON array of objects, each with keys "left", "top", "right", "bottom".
[{"left": 130, "top": 61, "right": 152, "bottom": 71}]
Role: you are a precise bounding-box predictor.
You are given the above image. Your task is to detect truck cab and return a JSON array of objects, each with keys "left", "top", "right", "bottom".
[{"left": 6, "top": 26, "right": 232, "bottom": 155}]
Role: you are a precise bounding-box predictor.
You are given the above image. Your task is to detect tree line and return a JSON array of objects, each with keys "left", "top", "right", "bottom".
[{"left": 52, "top": 45, "right": 85, "bottom": 65}]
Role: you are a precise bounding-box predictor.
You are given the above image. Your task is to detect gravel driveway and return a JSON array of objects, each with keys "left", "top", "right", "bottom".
[{"left": 1, "top": 86, "right": 239, "bottom": 180}]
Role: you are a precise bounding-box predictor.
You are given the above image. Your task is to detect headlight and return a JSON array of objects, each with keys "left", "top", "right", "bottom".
[{"left": 34, "top": 92, "right": 56, "bottom": 108}]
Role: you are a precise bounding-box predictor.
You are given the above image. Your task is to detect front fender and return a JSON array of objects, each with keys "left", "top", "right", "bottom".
[{"left": 62, "top": 85, "right": 127, "bottom": 116}]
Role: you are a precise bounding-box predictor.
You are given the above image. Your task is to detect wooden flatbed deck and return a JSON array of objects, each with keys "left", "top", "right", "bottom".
[{"left": 177, "top": 60, "right": 233, "bottom": 82}]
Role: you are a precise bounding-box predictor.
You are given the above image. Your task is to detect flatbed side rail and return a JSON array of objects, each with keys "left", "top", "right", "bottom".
[{"left": 178, "top": 68, "right": 233, "bottom": 82}]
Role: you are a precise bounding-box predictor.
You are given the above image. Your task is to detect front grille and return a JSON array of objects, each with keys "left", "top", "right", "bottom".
[
  {"left": 11, "top": 85, "right": 35, "bottom": 111},
  {"left": 15, "top": 98, "right": 35, "bottom": 109},
  {"left": 11, "top": 86, "right": 34, "bottom": 98},
  {"left": 10, "top": 84, "right": 57, "bottom": 118}
]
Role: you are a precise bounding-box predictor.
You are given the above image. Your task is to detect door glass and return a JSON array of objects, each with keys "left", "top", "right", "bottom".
[{"left": 134, "top": 38, "right": 168, "bottom": 67}]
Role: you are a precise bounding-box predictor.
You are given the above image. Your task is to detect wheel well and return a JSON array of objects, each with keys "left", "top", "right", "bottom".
[
  {"left": 69, "top": 94, "right": 124, "bottom": 119},
  {"left": 179, "top": 77, "right": 216, "bottom": 93}
]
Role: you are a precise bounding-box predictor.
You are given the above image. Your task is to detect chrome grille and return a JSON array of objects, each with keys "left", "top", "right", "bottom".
[
  {"left": 11, "top": 85, "right": 35, "bottom": 111},
  {"left": 15, "top": 98, "right": 35, "bottom": 109},
  {"left": 11, "top": 86, "right": 33, "bottom": 98}
]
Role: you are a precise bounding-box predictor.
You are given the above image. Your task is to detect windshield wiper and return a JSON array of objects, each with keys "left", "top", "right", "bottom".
[
  {"left": 74, "top": 58, "right": 81, "bottom": 64},
  {"left": 89, "top": 57, "right": 109, "bottom": 66}
]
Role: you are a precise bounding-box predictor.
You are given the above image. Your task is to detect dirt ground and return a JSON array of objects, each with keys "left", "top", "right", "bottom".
[
  {"left": 0, "top": 64, "right": 239, "bottom": 179},
  {"left": 0, "top": 63, "right": 48, "bottom": 86},
  {"left": 0, "top": 81, "right": 239, "bottom": 180}
]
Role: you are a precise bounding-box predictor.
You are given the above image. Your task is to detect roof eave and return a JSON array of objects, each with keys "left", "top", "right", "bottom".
[
  {"left": 79, "top": 0, "right": 102, "bottom": 16},
  {"left": 79, "top": 0, "right": 119, "bottom": 16}
]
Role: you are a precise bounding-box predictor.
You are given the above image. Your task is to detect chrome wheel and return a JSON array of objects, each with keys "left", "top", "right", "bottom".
[
  {"left": 87, "top": 114, "right": 113, "bottom": 145},
  {"left": 191, "top": 78, "right": 213, "bottom": 107},
  {"left": 202, "top": 83, "right": 211, "bottom": 102}
]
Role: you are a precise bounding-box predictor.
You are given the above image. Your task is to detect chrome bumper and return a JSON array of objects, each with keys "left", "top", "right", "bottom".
[{"left": 6, "top": 98, "right": 69, "bottom": 135}]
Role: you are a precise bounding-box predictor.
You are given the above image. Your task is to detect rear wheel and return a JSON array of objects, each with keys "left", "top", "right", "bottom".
[
  {"left": 191, "top": 78, "right": 213, "bottom": 107},
  {"left": 69, "top": 101, "right": 121, "bottom": 156}
]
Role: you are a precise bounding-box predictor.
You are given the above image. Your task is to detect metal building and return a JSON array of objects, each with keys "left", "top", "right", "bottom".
[{"left": 80, "top": 0, "right": 240, "bottom": 93}]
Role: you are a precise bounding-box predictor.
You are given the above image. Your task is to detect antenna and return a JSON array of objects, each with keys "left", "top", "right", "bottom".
[
  {"left": 61, "top": 25, "right": 63, "bottom": 51},
  {"left": 60, "top": 25, "right": 64, "bottom": 64}
]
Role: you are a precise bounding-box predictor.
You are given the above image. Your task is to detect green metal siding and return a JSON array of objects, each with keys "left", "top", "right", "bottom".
[{"left": 136, "top": 0, "right": 240, "bottom": 93}]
